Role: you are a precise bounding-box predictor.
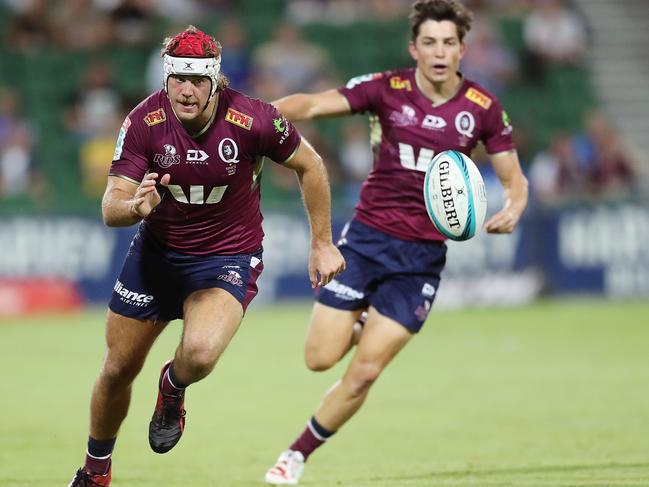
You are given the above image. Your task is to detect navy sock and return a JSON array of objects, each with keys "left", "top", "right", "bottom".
[
  {"left": 168, "top": 362, "right": 187, "bottom": 390},
  {"left": 85, "top": 436, "right": 115, "bottom": 474}
]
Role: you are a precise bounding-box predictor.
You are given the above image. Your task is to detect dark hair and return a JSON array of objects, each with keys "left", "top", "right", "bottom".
[{"left": 409, "top": 0, "right": 473, "bottom": 42}]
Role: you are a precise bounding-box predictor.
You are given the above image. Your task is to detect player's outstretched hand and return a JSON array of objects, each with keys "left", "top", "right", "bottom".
[
  {"left": 309, "top": 243, "right": 345, "bottom": 288},
  {"left": 484, "top": 207, "right": 521, "bottom": 234},
  {"left": 131, "top": 172, "right": 170, "bottom": 219}
]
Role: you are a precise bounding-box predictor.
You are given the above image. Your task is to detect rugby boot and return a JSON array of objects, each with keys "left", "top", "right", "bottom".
[
  {"left": 265, "top": 450, "right": 305, "bottom": 485},
  {"left": 148, "top": 360, "right": 186, "bottom": 453},
  {"left": 68, "top": 464, "right": 111, "bottom": 486}
]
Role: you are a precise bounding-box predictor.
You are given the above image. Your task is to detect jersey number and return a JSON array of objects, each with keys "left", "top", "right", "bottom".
[
  {"left": 398, "top": 143, "right": 435, "bottom": 172},
  {"left": 167, "top": 184, "right": 228, "bottom": 204}
]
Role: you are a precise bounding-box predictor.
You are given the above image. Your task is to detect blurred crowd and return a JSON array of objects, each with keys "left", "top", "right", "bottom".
[{"left": 0, "top": 0, "right": 642, "bottom": 209}]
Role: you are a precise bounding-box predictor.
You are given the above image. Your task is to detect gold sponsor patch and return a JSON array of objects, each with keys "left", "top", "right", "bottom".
[
  {"left": 143, "top": 108, "right": 166, "bottom": 126},
  {"left": 465, "top": 87, "right": 492, "bottom": 109},
  {"left": 389, "top": 76, "right": 412, "bottom": 91},
  {"left": 225, "top": 108, "right": 254, "bottom": 130}
]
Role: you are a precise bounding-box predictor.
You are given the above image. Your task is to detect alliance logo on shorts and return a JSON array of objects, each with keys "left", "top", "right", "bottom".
[
  {"left": 324, "top": 280, "right": 364, "bottom": 301},
  {"left": 114, "top": 280, "right": 154, "bottom": 307},
  {"left": 217, "top": 270, "right": 244, "bottom": 287}
]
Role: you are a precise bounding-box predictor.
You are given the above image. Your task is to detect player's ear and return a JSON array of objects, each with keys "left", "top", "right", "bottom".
[
  {"left": 408, "top": 40, "right": 418, "bottom": 61},
  {"left": 459, "top": 42, "right": 466, "bottom": 59}
]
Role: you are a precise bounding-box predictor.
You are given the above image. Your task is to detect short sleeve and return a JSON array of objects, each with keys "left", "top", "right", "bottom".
[
  {"left": 109, "top": 112, "right": 150, "bottom": 182},
  {"left": 338, "top": 72, "right": 386, "bottom": 114},
  {"left": 257, "top": 103, "right": 302, "bottom": 163},
  {"left": 482, "top": 98, "right": 516, "bottom": 155}
]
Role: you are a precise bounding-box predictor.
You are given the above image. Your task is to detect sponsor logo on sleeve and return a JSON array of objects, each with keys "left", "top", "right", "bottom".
[
  {"left": 501, "top": 110, "right": 513, "bottom": 135},
  {"left": 465, "top": 87, "right": 492, "bottom": 110},
  {"left": 113, "top": 116, "right": 131, "bottom": 161},
  {"left": 273, "top": 116, "right": 291, "bottom": 144},
  {"left": 345, "top": 72, "right": 383, "bottom": 89},
  {"left": 144, "top": 108, "right": 167, "bottom": 126},
  {"left": 389, "top": 76, "right": 412, "bottom": 91},
  {"left": 225, "top": 108, "right": 254, "bottom": 130}
]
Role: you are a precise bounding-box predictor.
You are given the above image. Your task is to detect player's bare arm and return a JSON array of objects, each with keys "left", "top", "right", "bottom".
[
  {"left": 485, "top": 150, "right": 529, "bottom": 234},
  {"left": 102, "top": 173, "right": 170, "bottom": 227},
  {"left": 272, "top": 89, "right": 351, "bottom": 122},
  {"left": 283, "top": 137, "right": 345, "bottom": 288}
]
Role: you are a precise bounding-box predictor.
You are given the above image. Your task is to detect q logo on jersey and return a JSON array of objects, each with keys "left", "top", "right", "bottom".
[
  {"left": 454, "top": 111, "right": 475, "bottom": 138},
  {"left": 218, "top": 138, "right": 239, "bottom": 164}
]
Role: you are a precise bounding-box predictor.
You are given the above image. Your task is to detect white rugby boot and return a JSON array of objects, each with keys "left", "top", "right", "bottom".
[{"left": 264, "top": 450, "right": 305, "bottom": 485}]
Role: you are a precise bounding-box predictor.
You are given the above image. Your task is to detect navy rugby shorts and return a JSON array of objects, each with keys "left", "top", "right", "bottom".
[
  {"left": 109, "top": 228, "right": 263, "bottom": 321},
  {"left": 317, "top": 219, "right": 446, "bottom": 333}
]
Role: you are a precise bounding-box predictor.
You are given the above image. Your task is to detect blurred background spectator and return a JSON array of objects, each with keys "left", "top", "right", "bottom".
[
  {"left": 0, "top": 0, "right": 646, "bottom": 211},
  {"left": 251, "top": 21, "right": 336, "bottom": 101},
  {"left": 522, "top": 0, "right": 588, "bottom": 82},
  {"left": 0, "top": 87, "right": 47, "bottom": 202}
]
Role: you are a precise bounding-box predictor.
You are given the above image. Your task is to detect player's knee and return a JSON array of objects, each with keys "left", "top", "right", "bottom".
[
  {"left": 101, "top": 358, "right": 143, "bottom": 389},
  {"left": 180, "top": 341, "right": 220, "bottom": 378},
  {"left": 304, "top": 347, "right": 338, "bottom": 372},
  {"left": 347, "top": 361, "right": 382, "bottom": 397}
]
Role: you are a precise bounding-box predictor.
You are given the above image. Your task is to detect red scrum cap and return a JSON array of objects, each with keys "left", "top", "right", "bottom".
[
  {"left": 162, "top": 26, "right": 222, "bottom": 98},
  {"left": 164, "top": 28, "right": 221, "bottom": 58}
]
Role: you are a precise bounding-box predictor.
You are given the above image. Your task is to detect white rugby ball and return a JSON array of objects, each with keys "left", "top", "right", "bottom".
[{"left": 423, "top": 150, "right": 487, "bottom": 241}]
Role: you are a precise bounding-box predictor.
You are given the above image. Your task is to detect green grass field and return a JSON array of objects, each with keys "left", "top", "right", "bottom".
[{"left": 1, "top": 299, "right": 649, "bottom": 487}]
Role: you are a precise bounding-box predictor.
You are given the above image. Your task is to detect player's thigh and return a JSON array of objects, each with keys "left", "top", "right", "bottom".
[
  {"left": 305, "top": 303, "right": 365, "bottom": 367},
  {"left": 103, "top": 309, "right": 168, "bottom": 373},
  {"left": 345, "top": 307, "right": 413, "bottom": 381},
  {"left": 181, "top": 287, "right": 244, "bottom": 359}
]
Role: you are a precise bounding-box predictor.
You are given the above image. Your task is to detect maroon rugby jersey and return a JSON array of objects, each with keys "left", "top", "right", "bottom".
[
  {"left": 339, "top": 67, "right": 514, "bottom": 242},
  {"left": 110, "top": 88, "right": 301, "bottom": 254}
]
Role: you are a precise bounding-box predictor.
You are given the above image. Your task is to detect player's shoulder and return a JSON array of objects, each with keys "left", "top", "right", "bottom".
[
  {"left": 220, "top": 87, "right": 277, "bottom": 133},
  {"left": 459, "top": 78, "right": 501, "bottom": 111},
  {"left": 128, "top": 90, "right": 170, "bottom": 128}
]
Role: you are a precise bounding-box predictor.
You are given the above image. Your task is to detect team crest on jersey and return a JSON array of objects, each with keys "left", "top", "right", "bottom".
[
  {"left": 154, "top": 144, "right": 181, "bottom": 168},
  {"left": 465, "top": 87, "right": 492, "bottom": 110},
  {"left": 455, "top": 111, "right": 475, "bottom": 146},
  {"left": 389, "top": 105, "right": 418, "bottom": 127},
  {"left": 218, "top": 137, "right": 239, "bottom": 175},
  {"left": 144, "top": 108, "right": 166, "bottom": 126},
  {"left": 225, "top": 108, "right": 254, "bottom": 130},
  {"left": 389, "top": 76, "right": 412, "bottom": 91}
]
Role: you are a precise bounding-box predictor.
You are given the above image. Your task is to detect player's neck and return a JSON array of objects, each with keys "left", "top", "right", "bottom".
[
  {"left": 415, "top": 69, "right": 463, "bottom": 107},
  {"left": 177, "top": 94, "right": 219, "bottom": 137}
]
